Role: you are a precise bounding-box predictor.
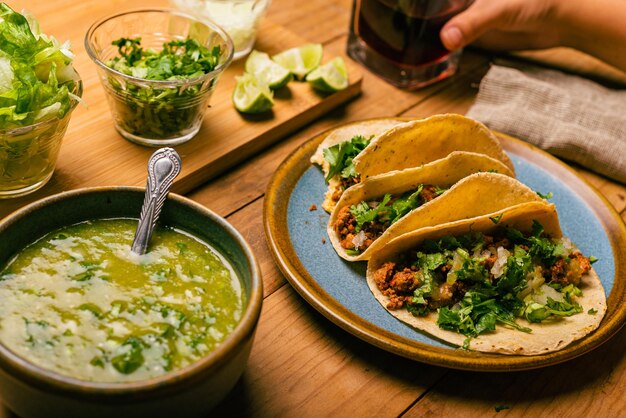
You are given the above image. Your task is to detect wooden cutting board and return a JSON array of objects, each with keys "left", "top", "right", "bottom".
[{"left": 0, "top": 0, "right": 362, "bottom": 218}]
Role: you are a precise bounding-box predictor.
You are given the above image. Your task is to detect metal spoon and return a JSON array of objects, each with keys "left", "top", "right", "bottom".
[{"left": 131, "top": 147, "right": 182, "bottom": 255}]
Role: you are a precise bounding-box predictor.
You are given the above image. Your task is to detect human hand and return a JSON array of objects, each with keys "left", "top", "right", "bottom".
[
  {"left": 440, "top": 0, "right": 563, "bottom": 52},
  {"left": 439, "top": 0, "right": 626, "bottom": 72}
]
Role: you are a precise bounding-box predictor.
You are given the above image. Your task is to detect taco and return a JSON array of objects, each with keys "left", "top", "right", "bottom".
[
  {"left": 329, "top": 154, "right": 532, "bottom": 261},
  {"left": 312, "top": 114, "right": 513, "bottom": 213},
  {"left": 310, "top": 119, "right": 408, "bottom": 212},
  {"left": 366, "top": 202, "right": 606, "bottom": 355},
  {"left": 353, "top": 114, "right": 514, "bottom": 181}
]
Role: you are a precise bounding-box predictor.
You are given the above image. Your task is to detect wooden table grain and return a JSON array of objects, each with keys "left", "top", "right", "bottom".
[{"left": 2, "top": 0, "right": 626, "bottom": 417}]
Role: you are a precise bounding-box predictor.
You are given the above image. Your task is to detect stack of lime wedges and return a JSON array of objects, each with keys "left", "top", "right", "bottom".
[{"left": 233, "top": 44, "right": 349, "bottom": 114}]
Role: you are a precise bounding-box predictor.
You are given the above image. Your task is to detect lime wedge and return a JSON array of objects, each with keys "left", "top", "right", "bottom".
[
  {"left": 306, "top": 57, "right": 349, "bottom": 93},
  {"left": 272, "top": 43, "right": 323, "bottom": 80},
  {"left": 232, "top": 73, "right": 274, "bottom": 114},
  {"left": 245, "top": 50, "right": 293, "bottom": 90}
]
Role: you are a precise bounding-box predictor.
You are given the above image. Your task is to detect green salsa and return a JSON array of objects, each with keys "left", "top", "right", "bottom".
[{"left": 0, "top": 219, "right": 245, "bottom": 382}]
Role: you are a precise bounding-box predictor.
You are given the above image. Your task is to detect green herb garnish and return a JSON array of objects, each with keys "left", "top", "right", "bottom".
[
  {"left": 403, "top": 224, "right": 586, "bottom": 342},
  {"left": 322, "top": 135, "right": 372, "bottom": 182},
  {"left": 523, "top": 297, "right": 583, "bottom": 323},
  {"left": 111, "top": 336, "right": 145, "bottom": 375},
  {"left": 105, "top": 36, "right": 222, "bottom": 140},
  {"left": 349, "top": 193, "right": 392, "bottom": 232},
  {"left": 348, "top": 185, "right": 446, "bottom": 232},
  {"left": 536, "top": 191, "right": 553, "bottom": 200},
  {"left": 78, "top": 303, "right": 104, "bottom": 319}
]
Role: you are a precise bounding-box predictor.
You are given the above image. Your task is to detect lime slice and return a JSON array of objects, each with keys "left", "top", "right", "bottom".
[
  {"left": 272, "top": 43, "right": 323, "bottom": 80},
  {"left": 232, "top": 73, "right": 274, "bottom": 114},
  {"left": 245, "top": 50, "right": 293, "bottom": 90},
  {"left": 306, "top": 57, "right": 349, "bottom": 93}
]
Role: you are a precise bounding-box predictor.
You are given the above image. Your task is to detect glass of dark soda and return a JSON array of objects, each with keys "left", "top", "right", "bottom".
[{"left": 348, "top": 0, "right": 472, "bottom": 89}]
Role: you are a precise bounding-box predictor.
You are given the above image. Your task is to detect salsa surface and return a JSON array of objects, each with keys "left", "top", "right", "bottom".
[{"left": 0, "top": 218, "right": 244, "bottom": 382}]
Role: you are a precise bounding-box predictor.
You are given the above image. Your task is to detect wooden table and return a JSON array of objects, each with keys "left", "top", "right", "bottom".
[{"left": 3, "top": 1, "right": 626, "bottom": 417}]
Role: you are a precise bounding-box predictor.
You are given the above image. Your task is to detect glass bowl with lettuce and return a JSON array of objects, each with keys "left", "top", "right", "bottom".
[
  {"left": 0, "top": 4, "right": 82, "bottom": 199},
  {"left": 85, "top": 9, "right": 234, "bottom": 147}
]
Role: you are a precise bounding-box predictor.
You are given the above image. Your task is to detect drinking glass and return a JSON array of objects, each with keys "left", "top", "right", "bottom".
[{"left": 347, "top": 0, "right": 472, "bottom": 89}]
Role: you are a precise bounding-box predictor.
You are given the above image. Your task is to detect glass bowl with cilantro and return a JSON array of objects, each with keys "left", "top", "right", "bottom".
[
  {"left": 85, "top": 9, "right": 234, "bottom": 146},
  {"left": 0, "top": 4, "right": 82, "bottom": 199}
]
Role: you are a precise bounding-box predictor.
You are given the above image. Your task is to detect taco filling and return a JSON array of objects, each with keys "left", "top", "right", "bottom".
[
  {"left": 372, "top": 221, "right": 594, "bottom": 347},
  {"left": 334, "top": 184, "right": 446, "bottom": 254},
  {"left": 322, "top": 134, "right": 372, "bottom": 204}
]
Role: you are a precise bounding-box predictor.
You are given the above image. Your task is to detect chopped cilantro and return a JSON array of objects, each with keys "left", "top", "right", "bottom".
[
  {"left": 434, "top": 186, "right": 447, "bottom": 196},
  {"left": 106, "top": 37, "right": 222, "bottom": 140},
  {"left": 401, "top": 223, "right": 588, "bottom": 340},
  {"left": 389, "top": 186, "right": 424, "bottom": 224},
  {"left": 489, "top": 214, "right": 503, "bottom": 224},
  {"left": 588, "top": 308, "right": 598, "bottom": 315},
  {"left": 71, "top": 261, "right": 100, "bottom": 281},
  {"left": 90, "top": 356, "right": 106, "bottom": 368},
  {"left": 589, "top": 255, "right": 599, "bottom": 264},
  {"left": 523, "top": 297, "right": 582, "bottom": 323},
  {"left": 112, "top": 38, "right": 143, "bottom": 66},
  {"left": 536, "top": 191, "right": 553, "bottom": 200},
  {"left": 412, "top": 271, "right": 434, "bottom": 305},
  {"left": 349, "top": 194, "right": 392, "bottom": 232},
  {"left": 348, "top": 185, "right": 439, "bottom": 232},
  {"left": 78, "top": 303, "right": 104, "bottom": 319},
  {"left": 416, "top": 252, "right": 447, "bottom": 271},
  {"left": 436, "top": 291, "right": 531, "bottom": 339},
  {"left": 322, "top": 135, "right": 372, "bottom": 182},
  {"left": 111, "top": 336, "right": 145, "bottom": 374},
  {"left": 462, "top": 337, "right": 472, "bottom": 350},
  {"left": 109, "top": 37, "right": 221, "bottom": 81}
]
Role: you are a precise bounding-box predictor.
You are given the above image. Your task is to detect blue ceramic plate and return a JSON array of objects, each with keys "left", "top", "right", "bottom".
[{"left": 264, "top": 124, "right": 626, "bottom": 371}]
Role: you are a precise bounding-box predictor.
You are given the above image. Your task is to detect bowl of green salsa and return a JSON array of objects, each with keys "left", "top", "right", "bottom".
[{"left": 0, "top": 187, "right": 262, "bottom": 418}]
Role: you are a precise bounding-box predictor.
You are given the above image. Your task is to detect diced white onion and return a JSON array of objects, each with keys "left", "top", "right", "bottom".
[
  {"left": 518, "top": 266, "right": 546, "bottom": 299},
  {"left": 351, "top": 230, "right": 367, "bottom": 249},
  {"left": 531, "top": 284, "right": 564, "bottom": 305},
  {"left": 490, "top": 246, "right": 510, "bottom": 279},
  {"left": 472, "top": 248, "right": 491, "bottom": 260},
  {"left": 558, "top": 237, "right": 577, "bottom": 256}
]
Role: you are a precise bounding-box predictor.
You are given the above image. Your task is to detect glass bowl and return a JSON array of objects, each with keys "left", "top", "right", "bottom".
[
  {"left": 0, "top": 79, "right": 83, "bottom": 199},
  {"left": 171, "top": 0, "right": 271, "bottom": 60},
  {"left": 85, "top": 9, "right": 234, "bottom": 147}
]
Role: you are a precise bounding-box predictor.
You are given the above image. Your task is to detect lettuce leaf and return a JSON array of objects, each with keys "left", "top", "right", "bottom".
[{"left": 0, "top": 4, "right": 78, "bottom": 130}]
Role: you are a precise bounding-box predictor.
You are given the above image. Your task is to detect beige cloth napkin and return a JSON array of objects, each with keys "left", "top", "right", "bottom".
[{"left": 467, "top": 64, "right": 626, "bottom": 183}]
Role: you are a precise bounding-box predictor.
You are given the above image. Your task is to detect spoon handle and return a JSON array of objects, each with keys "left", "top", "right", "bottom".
[{"left": 131, "top": 148, "right": 182, "bottom": 255}]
